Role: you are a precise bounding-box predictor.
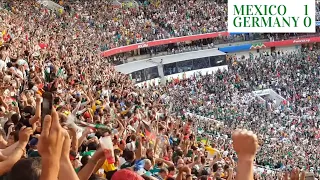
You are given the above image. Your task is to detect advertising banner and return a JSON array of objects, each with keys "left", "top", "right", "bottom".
[
  {"left": 264, "top": 37, "right": 320, "bottom": 47},
  {"left": 218, "top": 44, "right": 252, "bottom": 53},
  {"left": 101, "top": 33, "right": 320, "bottom": 57},
  {"left": 100, "top": 31, "right": 230, "bottom": 57}
]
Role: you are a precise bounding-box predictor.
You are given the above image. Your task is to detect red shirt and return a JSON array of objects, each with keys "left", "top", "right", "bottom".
[
  {"left": 38, "top": 43, "right": 48, "bottom": 49},
  {"left": 3, "top": 33, "right": 10, "bottom": 42}
]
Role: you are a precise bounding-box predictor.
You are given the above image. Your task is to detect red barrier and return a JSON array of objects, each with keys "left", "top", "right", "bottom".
[
  {"left": 264, "top": 37, "right": 320, "bottom": 47},
  {"left": 100, "top": 33, "right": 320, "bottom": 57},
  {"left": 100, "top": 31, "right": 230, "bottom": 57}
]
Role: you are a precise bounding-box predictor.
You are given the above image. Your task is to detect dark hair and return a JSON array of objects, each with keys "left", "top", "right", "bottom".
[
  {"left": 173, "top": 156, "right": 182, "bottom": 165},
  {"left": 122, "top": 148, "right": 130, "bottom": 159},
  {"left": 7, "top": 157, "right": 42, "bottom": 180},
  {"left": 212, "top": 163, "right": 219, "bottom": 172},
  {"left": 11, "top": 114, "right": 20, "bottom": 124},
  {"left": 167, "top": 166, "right": 175, "bottom": 172},
  {"left": 175, "top": 149, "right": 183, "bottom": 157},
  {"left": 141, "top": 174, "right": 154, "bottom": 180},
  {"left": 201, "top": 156, "right": 206, "bottom": 164},
  {"left": 95, "top": 131, "right": 103, "bottom": 139},
  {"left": 81, "top": 155, "right": 91, "bottom": 166},
  {"left": 53, "top": 97, "right": 60, "bottom": 105},
  {"left": 200, "top": 169, "right": 208, "bottom": 176},
  {"left": 9, "top": 131, "right": 19, "bottom": 142},
  {"left": 200, "top": 175, "right": 208, "bottom": 180},
  {"left": 125, "top": 150, "right": 135, "bottom": 161},
  {"left": 159, "top": 168, "right": 168, "bottom": 174},
  {"left": 130, "top": 134, "right": 136, "bottom": 141},
  {"left": 156, "top": 161, "right": 163, "bottom": 167},
  {"left": 158, "top": 126, "right": 164, "bottom": 132},
  {"left": 87, "top": 142, "right": 98, "bottom": 151}
]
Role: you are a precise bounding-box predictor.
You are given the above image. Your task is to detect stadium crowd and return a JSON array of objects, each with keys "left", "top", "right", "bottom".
[
  {"left": 0, "top": 0, "right": 319, "bottom": 180},
  {"left": 165, "top": 49, "right": 320, "bottom": 179}
]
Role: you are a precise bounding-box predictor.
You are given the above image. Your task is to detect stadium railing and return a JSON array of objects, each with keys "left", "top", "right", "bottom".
[{"left": 101, "top": 30, "right": 320, "bottom": 64}]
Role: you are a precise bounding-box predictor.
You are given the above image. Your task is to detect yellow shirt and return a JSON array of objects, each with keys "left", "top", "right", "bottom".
[
  {"left": 102, "top": 160, "right": 116, "bottom": 172},
  {"left": 95, "top": 160, "right": 116, "bottom": 178}
]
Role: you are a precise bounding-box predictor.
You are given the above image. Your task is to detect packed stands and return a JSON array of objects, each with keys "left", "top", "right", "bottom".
[{"left": 0, "top": 0, "right": 319, "bottom": 180}]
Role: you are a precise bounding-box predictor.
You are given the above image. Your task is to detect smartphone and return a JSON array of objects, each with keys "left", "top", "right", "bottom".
[{"left": 41, "top": 92, "right": 53, "bottom": 126}]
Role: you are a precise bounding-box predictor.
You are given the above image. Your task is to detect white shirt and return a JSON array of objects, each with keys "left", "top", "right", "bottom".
[
  {"left": 125, "top": 141, "right": 136, "bottom": 151},
  {"left": 118, "top": 157, "right": 126, "bottom": 169},
  {"left": 0, "top": 60, "right": 5, "bottom": 72},
  {"left": 15, "top": 69, "right": 24, "bottom": 79},
  {"left": 17, "top": 59, "right": 29, "bottom": 71}
]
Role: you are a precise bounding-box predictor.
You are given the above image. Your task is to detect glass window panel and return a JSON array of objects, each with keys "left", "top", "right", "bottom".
[
  {"left": 132, "top": 70, "right": 146, "bottom": 83},
  {"left": 193, "top": 57, "right": 210, "bottom": 70},
  {"left": 210, "top": 55, "right": 227, "bottom": 67},
  {"left": 209, "top": 56, "right": 216, "bottom": 67},
  {"left": 176, "top": 60, "right": 193, "bottom": 73},
  {"left": 164, "top": 63, "right": 178, "bottom": 76},
  {"left": 216, "top": 55, "right": 227, "bottom": 66},
  {"left": 144, "top": 66, "right": 159, "bottom": 80}
]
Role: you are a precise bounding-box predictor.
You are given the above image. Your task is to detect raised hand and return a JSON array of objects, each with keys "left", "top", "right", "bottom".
[
  {"left": 290, "top": 168, "right": 299, "bottom": 180},
  {"left": 18, "top": 126, "right": 34, "bottom": 146},
  {"left": 232, "top": 129, "right": 259, "bottom": 180},
  {"left": 58, "top": 130, "right": 80, "bottom": 180},
  {"left": 93, "top": 148, "right": 106, "bottom": 160},
  {"left": 232, "top": 129, "right": 259, "bottom": 160},
  {"left": 61, "top": 131, "right": 71, "bottom": 159},
  {"left": 38, "top": 108, "right": 65, "bottom": 161}
]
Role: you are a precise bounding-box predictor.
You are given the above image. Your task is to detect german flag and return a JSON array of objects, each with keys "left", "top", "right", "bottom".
[
  {"left": 145, "top": 129, "right": 156, "bottom": 143},
  {"left": 142, "top": 120, "right": 156, "bottom": 143}
]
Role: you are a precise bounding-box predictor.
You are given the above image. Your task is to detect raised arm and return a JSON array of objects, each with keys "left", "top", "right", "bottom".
[
  {"left": 232, "top": 129, "right": 259, "bottom": 180},
  {"left": 0, "top": 96, "right": 8, "bottom": 112},
  {"left": 77, "top": 148, "right": 105, "bottom": 180},
  {"left": 0, "top": 127, "right": 33, "bottom": 175},
  {"left": 77, "top": 128, "right": 91, "bottom": 150},
  {"left": 38, "top": 109, "right": 65, "bottom": 180},
  {"left": 70, "top": 128, "right": 79, "bottom": 153},
  {"left": 29, "top": 94, "right": 41, "bottom": 125},
  {"left": 58, "top": 132, "right": 79, "bottom": 180}
]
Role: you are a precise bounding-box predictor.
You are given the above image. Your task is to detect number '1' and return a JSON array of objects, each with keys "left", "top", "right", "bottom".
[{"left": 304, "top": 5, "right": 308, "bottom": 15}]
